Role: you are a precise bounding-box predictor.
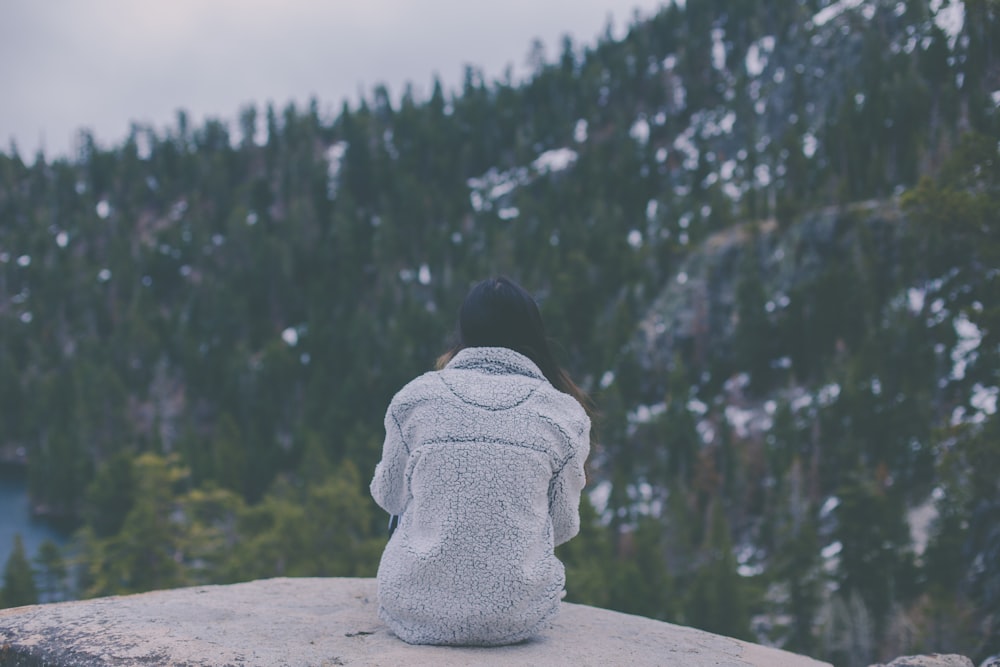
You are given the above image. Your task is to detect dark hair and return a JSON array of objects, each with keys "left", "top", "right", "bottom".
[{"left": 437, "top": 276, "right": 594, "bottom": 416}]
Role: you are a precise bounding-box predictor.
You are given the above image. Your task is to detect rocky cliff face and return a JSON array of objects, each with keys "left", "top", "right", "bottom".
[{"left": 634, "top": 200, "right": 903, "bottom": 395}]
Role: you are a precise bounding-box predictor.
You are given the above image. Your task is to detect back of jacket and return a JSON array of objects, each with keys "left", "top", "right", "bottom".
[{"left": 370, "top": 346, "right": 590, "bottom": 646}]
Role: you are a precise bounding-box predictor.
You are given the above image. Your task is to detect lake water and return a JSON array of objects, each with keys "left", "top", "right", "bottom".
[{"left": 0, "top": 465, "right": 71, "bottom": 565}]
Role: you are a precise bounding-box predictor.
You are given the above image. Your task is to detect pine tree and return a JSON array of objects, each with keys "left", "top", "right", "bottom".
[
  {"left": 609, "top": 516, "right": 677, "bottom": 622},
  {"left": 212, "top": 412, "right": 248, "bottom": 497},
  {"left": 820, "top": 590, "right": 876, "bottom": 667},
  {"left": 769, "top": 459, "right": 822, "bottom": 653},
  {"left": 84, "top": 452, "right": 136, "bottom": 538},
  {"left": 83, "top": 453, "right": 188, "bottom": 597},
  {"left": 833, "top": 471, "right": 917, "bottom": 638},
  {"left": 686, "top": 500, "right": 751, "bottom": 639},
  {"left": 1, "top": 535, "right": 38, "bottom": 608},
  {"left": 733, "top": 227, "right": 773, "bottom": 392},
  {"left": 33, "top": 539, "right": 68, "bottom": 603},
  {"left": 557, "top": 496, "right": 616, "bottom": 609}
]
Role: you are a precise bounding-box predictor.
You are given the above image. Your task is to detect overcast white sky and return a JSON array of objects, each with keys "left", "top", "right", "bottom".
[{"left": 0, "top": 1, "right": 668, "bottom": 160}]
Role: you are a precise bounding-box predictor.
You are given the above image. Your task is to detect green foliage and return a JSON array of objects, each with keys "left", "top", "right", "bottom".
[
  {"left": 903, "top": 132, "right": 1000, "bottom": 356},
  {"left": 560, "top": 499, "right": 679, "bottom": 622},
  {"left": 223, "top": 458, "right": 384, "bottom": 581},
  {"left": 1, "top": 535, "right": 38, "bottom": 608},
  {"left": 733, "top": 226, "right": 774, "bottom": 392},
  {"left": 33, "top": 539, "right": 69, "bottom": 603},
  {"left": 84, "top": 452, "right": 136, "bottom": 538},
  {"left": 833, "top": 472, "right": 917, "bottom": 634},
  {"left": 763, "top": 459, "right": 823, "bottom": 654},
  {"left": 820, "top": 590, "right": 877, "bottom": 667},
  {"left": 926, "top": 414, "right": 1000, "bottom": 658},
  {"left": 558, "top": 496, "right": 616, "bottom": 609},
  {"left": 212, "top": 413, "right": 249, "bottom": 497},
  {"left": 685, "top": 501, "right": 752, "bottom": 640},
  {"left": 80, "top": 453, "right": 191, "bottom": 597}
]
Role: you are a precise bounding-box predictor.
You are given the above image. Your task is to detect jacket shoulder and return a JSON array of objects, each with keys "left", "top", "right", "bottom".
[
  {"left": 387, "top": 371, "right": 444, "bottom": 413},
  {"left": 532, "top": 384, "right": 590, "bottom": 439}
]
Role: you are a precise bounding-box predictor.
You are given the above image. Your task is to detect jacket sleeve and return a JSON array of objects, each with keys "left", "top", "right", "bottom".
[
  {"left": 549, "top": 411, "right": 591, "bottom": 547},
  {"left": 370, "top": 404, "right": 410, "bottom": 515}
]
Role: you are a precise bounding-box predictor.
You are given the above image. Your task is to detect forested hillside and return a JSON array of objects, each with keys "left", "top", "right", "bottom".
[{"left": 1, "top": 0, "right": 998, "bottom": 664}]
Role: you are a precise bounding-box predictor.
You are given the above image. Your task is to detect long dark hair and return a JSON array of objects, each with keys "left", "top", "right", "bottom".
[{"left": 437, "top": 276, "right": 594, "bottom": 416}]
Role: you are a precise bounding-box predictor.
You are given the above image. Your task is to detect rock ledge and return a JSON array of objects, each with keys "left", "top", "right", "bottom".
[{"left": 0, "top": 577, "right": 831, "bottom": 666}]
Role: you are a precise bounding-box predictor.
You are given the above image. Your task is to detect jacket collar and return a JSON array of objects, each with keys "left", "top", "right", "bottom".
[{"left": 446, "top": 346, "right": 545, "bottom": 380}]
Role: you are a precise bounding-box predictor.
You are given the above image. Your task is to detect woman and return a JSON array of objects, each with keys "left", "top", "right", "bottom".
[{"left": 370, "top": 276, "right": 593, "bottom": 646}]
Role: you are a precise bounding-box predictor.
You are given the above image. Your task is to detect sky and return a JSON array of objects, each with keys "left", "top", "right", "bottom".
[{"left": 0, "top": 1, "right": 668, "bottom": 160}]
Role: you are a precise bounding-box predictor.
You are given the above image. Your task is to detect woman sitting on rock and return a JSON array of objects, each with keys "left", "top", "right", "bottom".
[{"left": 370, "top": 276, "right": 593, "bottom": 646}]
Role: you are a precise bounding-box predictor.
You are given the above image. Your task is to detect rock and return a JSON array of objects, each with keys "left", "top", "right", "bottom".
[
  {"left": 870, "top": 655, "right": 975, "bottom": 667},
  {"left": 0, "top": 577, "right": 832, "bottom": 666}
]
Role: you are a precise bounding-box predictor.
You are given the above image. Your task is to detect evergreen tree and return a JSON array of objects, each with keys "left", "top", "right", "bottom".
[
  {"left": 33, "top": 539, "right": 68, "bottom": 603},
  {"left": 82, "top": 453, "right": 189, "bottom": 597},
  {"left": 212, "top": 412, "right": 249, "bottom": 497},
  {"left": 558, "top": 496, "right": 616, "bottom": 609},
  {"left": 1, "top": 535, "right": 38, "bottom": 608},
  {"left": 820, "top": 590, "right": 876, "bottom": 667},
  {"left": 686, "top": 501, "right": 751, "bottom": 639},
  {"left": 833, "top": 471, "right": 917, "bottom": 638},
  {"left": 768, "top": 459, "right": 823, "bottom": 653},
  {"left": 733, "top": 227, "right": 773, "bottom": 392},
  {"left": 84, "top": 452, "right": 136, "bottom": 539},
  {"left": 609, "top": 516, "right": 678, "bottom": 621}
]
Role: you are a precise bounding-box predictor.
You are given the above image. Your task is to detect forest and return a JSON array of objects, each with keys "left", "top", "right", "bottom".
[{"left": 1, "top": 0, "right": 998, "bottom": 664}]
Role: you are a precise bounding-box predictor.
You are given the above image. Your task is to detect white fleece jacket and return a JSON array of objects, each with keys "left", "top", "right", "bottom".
[{"left": 370, "top": 346, "right": 591, "bottom": 646}]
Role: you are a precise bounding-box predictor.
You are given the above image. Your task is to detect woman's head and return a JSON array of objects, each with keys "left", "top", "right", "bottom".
[
  {"left": 458, "top": 276, "right": 548, "bottom": 363},
  {"left": 439, "top": 276, "right": 593, "bottom": 415}
]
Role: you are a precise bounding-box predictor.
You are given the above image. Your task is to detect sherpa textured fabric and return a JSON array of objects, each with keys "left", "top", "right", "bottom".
[{"left": 370, "top": 346, "right": 591, "bottom": 646}]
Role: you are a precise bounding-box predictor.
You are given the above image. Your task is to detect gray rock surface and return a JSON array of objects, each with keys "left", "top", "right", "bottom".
[
  {"left": 0, "top": 577, "right": 833, "bottom": 666},
  {"left": 870, "top": 655, "right": 975, "bottom": 667}
]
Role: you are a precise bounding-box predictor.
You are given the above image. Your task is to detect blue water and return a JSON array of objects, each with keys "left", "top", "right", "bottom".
[{"left": 0, "top": 466, "right": 71, "bottom": 564}]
